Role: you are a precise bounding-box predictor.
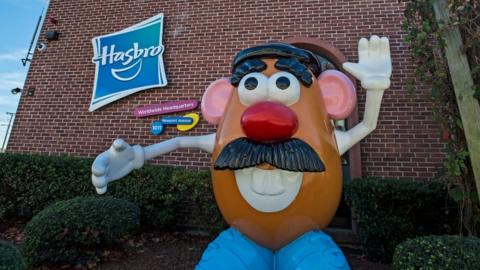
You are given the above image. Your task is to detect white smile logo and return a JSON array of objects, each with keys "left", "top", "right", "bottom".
[{"left": 111, "top": 59, "right": 142, "bottom": 81}]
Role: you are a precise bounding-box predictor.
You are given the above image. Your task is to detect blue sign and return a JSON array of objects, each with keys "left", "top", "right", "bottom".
[
  {"left": 161, "top": 117, "right": 193, "bottom": 125},
  {"left": 89, "top": 14, "right": 167, "bottom": 111},
  {"left": 151, "top": 117, "right": 194, "bottom": 135},
  {"left": 151, "top": 121, "right": 165, "bottom": 135}
]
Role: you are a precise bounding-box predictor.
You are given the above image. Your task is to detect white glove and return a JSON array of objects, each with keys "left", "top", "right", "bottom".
[
  {"left": 91, "top": 138, "right": 144, "bottom": 194},
  {"left": 343, "top": 35, "right": 392, "bottom": 91}
]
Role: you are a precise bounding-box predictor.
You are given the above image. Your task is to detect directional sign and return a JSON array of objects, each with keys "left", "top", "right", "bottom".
[
  {"left": 134, "top": 100, "right": 198, "bottom": 118},
  {"left": 161, "top": 116, "right": 193, "bottom": 125},
  {"left": 151, "top": 121, "right": 165, "bottom": 135},
  {"left": 151, "top": 116, "right": 194, "bottom": 135},
  {"left": 177, "top": 113, "right": 200, "bottom": 132}
]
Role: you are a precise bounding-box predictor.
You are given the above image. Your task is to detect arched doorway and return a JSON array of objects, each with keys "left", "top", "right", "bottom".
[{"left": 284, "top": 37, "right": 361, "bottom": 232}]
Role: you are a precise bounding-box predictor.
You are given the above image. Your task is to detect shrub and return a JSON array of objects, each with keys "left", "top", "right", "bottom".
[
  {"left": 393, "top": 235, "right": 480, "bottom": 270},
  {"left": 345, "top": 178, "right": 457, "bottom": 262},
  {"left": 109, "top": 165, "right": 182, "bottom": 228},
  {"left": 172, "top": 169, "right": 227, "bottom": 234},
  {"left": 0, "top": 241, "right": 25, "bottom": 270},
  {"left": 0, "top": 153, "right": 93, "bottom": 220},
  {"left": 22, "top": 196, "right": 140, "bottom": 266},
  {"left": 0, "top": 153, "right": 222, "bottom": 231}
]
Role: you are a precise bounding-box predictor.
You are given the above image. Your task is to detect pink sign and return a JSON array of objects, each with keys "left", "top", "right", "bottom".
[{"left": 134, "top": 100, "right": 199, "bottom": 118}]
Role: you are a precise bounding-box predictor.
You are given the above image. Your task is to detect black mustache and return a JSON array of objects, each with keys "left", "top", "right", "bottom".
[{"left": 214, "top": 138, "right": 325, "bottom": 172}]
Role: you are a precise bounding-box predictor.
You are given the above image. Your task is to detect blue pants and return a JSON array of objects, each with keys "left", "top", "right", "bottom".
[{"left": 196, "top": 228, "right": 350, "bottom": 270}]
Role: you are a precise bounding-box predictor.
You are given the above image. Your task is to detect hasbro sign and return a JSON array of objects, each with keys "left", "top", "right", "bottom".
[{"left": 89, "top": 14, "right": 167, "bottom": 111}]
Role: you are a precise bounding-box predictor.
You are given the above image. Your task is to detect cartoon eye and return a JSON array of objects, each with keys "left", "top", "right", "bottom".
[
  {"left": 244, "top": 77, "right": 258, "bottom": 90},
  {"left": 275, "top": 76, "right": 290, "bottom": 90},
  {"left": 238, "top": 72, "right": 269, "bottom": 106},
  {"left": 268, "top": 71, "right": 301, "bottom": 106}
]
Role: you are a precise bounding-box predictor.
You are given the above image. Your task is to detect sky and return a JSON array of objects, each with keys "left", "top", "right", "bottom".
[{"left": 0, "top": 0, "right": 47, "bottom": 150}]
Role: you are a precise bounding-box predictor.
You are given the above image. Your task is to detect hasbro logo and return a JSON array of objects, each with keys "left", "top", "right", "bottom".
[{"left": 89, "top": 13, "right": 167, "bottom": 111}]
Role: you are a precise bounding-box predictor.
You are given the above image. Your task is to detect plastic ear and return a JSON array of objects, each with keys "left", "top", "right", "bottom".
[
  {"left": 317, "top": 70, "right": 357, "bottom": 120},
  {"left": 201, "top": 78, "right": 234, "bottom": 124}
]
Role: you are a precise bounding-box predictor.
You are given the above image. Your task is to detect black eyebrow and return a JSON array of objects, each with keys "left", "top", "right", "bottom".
[
  {"left": 230, "top": 59, "right": 267, "bottom": 86},
  {"left": 274, "top": 58, "right": 313, "bottom": 87}
]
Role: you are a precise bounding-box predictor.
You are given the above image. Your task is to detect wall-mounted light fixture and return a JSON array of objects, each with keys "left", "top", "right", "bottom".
[
  {"left": 26, "top": 88, "right": 35, "bottom": 97},
  {"left": 45, "top": 30, "right": 60, "bottom": 41},
  {"left": 37, "top": 42, "right": 47, "bottom": 52},
  {"left": 11, "top": 87, "right": 22, "bottom": 95}
]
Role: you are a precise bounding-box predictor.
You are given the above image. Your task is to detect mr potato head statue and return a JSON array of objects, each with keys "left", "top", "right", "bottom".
[{"left": 91, "top": 35, "right": 392, "bottom": 270}]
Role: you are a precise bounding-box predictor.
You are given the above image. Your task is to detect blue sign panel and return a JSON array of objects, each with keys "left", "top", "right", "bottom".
[
  {"left": 90, "top": 14, "right": 167, "bottom": 111},
  {"left": 161, "top": 117, "right": 193, "bottom": 125},
  {"left": 151, "top": 117, "right": 194, "bottom": 135},
  {"left": 151, "top": 121, "right": 165, "bottom": 135}
]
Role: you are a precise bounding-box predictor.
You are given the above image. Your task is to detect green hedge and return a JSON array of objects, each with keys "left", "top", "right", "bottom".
[
  {"left": 0, "top": 241, "right": 25, "bottom": 270},
  {"left": 23, "top": 196, "right": 140, "bottom": 266},
  {"left": 345, "top": 178, "right": 457, "bottom": 262},
  {"left": 393, "top": 235, "right": 480, "bottom": 270},
  {"left": 0, "top": 153, "right": 93, "bottom": 220},
  {"left": 0, "top": 152, "right": 224, "bottom": 232}
]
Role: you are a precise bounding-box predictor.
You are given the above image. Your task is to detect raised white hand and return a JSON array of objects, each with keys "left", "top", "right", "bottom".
[
  {"left": 343, "top": 35, "right": 392, "bottom": 90},
  {"left": 91, "top": 138, "right": 144, "bottom": 194}
]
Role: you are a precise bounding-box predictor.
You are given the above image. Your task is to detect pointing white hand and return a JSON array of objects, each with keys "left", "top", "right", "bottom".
[{"left": 91, "top": 138, "right": 144, "bottom": 194}]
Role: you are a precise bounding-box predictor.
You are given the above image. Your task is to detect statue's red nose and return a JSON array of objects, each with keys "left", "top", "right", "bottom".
[{"left": 241, "top": 101, "right": 298, "bottom": 142}]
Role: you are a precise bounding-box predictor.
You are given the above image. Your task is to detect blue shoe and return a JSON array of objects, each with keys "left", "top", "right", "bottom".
[
  {"left": 196, "top": 228, "right": 274, "bottom": 270},
  {"left": 275, "top": 230, "right": 350, "bottom": 270}
]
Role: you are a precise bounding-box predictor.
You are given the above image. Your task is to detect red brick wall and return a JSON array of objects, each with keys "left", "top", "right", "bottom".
[{"left": 7, "top": 0, "right": 444, "bottom": 179}]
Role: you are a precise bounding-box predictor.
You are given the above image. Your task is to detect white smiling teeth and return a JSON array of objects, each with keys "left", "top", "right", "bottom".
[
  {"left": 234, "top": 167, "right": 303, "bottom": 213},
  {"left": 251, "top": 169, "right": 285, "bottom": 195}
]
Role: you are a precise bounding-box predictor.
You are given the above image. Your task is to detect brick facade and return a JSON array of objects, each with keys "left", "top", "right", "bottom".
[{"left": 7, "top": 0, "right": 444, "bottom": 180}]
